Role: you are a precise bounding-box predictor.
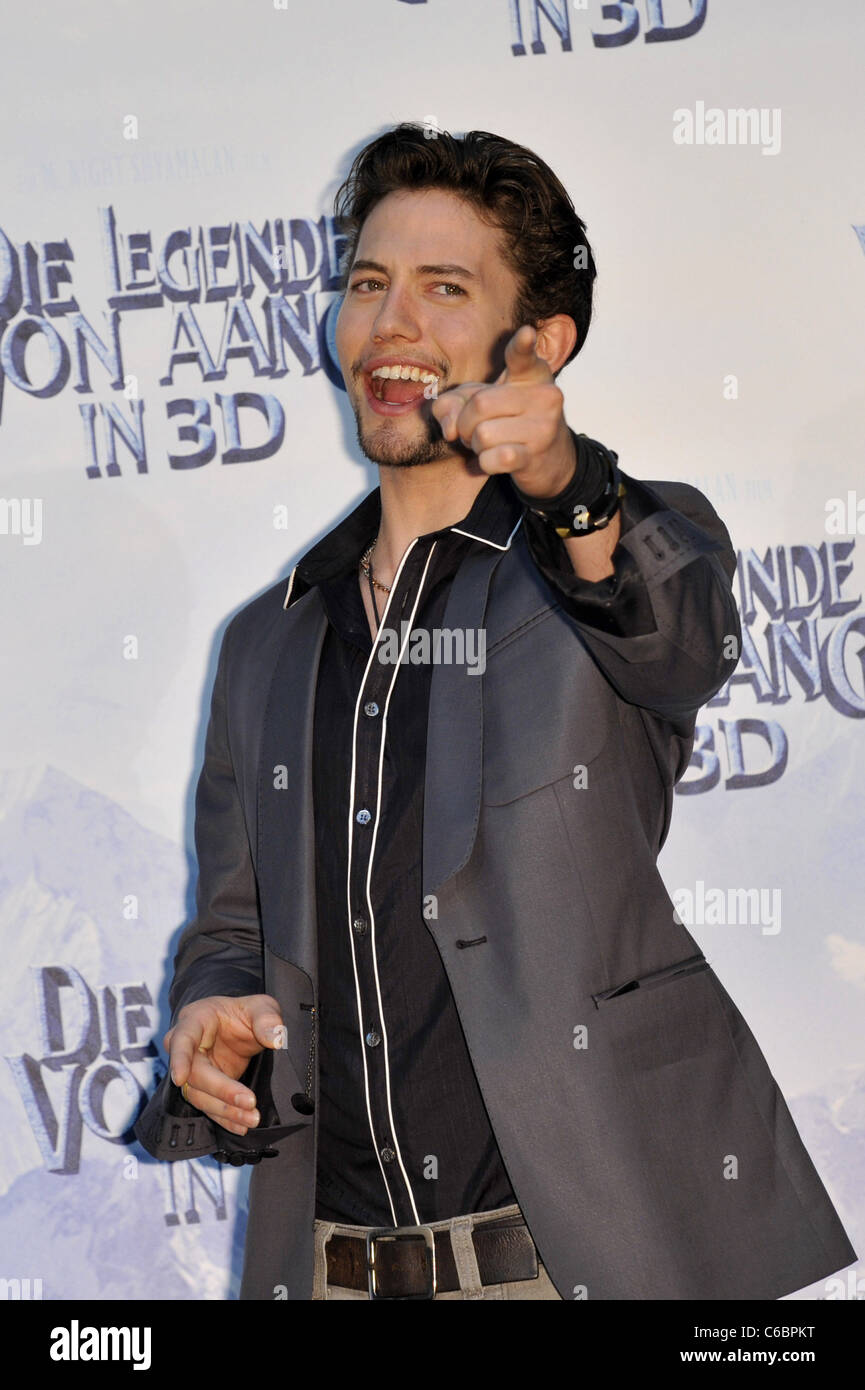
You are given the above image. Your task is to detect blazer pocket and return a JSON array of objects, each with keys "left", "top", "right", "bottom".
[{"left": 591, "top": 954, "right": 709, "bottom": 1008}]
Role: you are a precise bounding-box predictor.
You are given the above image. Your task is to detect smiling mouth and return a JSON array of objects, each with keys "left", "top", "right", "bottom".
[{"left": 368, "top": 363, "right": 441, "bottom": 405}]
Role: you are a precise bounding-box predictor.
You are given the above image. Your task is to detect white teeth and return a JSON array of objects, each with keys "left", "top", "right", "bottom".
[{"left": 371, "top": 364, "right": 439, "bottom": 383}]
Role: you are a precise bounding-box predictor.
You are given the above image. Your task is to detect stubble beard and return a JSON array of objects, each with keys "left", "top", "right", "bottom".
[{"left": 351, "top": 392, "right": 454, "bottom": 469}]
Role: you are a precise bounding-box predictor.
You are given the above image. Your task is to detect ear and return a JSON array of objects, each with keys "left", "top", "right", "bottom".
[{"left": 533, "top": 314, "right": 578, "bottom": 376}]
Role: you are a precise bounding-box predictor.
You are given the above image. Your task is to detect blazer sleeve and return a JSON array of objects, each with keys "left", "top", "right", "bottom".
[
  {"left": 134, "top": 613, "right": 289, "bottom": 1163},
  {"left": 519, "top": 467, "right": 742, "bottom": 722}
]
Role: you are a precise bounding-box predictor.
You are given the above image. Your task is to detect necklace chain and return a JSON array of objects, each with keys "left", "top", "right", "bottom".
[{"left": 359, "top": 538, "right": 391, "bottom": 594}]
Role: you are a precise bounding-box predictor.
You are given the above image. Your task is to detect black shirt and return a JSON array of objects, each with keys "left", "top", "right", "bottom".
[{"left": 311, "top": 476, "right": 523, "bottom": 1225}]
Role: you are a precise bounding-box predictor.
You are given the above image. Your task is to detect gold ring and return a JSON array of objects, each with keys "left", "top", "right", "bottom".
[{"left": 181, "top": 1081, "right": 190, "bottom": 1102}]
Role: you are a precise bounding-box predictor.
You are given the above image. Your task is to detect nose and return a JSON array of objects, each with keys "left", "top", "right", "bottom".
[{"left": 371, "top": 282, "right": 421, "bottom": 344}]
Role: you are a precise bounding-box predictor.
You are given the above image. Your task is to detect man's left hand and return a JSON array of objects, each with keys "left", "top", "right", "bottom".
[{"left": 430, "top": 324, "right": 577, "bottom": 498}]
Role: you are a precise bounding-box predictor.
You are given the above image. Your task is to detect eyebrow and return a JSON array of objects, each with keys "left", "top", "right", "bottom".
[{"left": 349, "top": 259, "right": 478, "bottom": 281}]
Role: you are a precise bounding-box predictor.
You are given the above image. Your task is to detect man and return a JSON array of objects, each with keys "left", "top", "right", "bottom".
[{"left": 135, "top": 124, "right": 856, "bottom": 1300}]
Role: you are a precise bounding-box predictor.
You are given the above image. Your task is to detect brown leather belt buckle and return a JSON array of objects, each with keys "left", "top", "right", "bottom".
[{"left": 366, "top": 1225, "right": 437, "bottom": 1299}]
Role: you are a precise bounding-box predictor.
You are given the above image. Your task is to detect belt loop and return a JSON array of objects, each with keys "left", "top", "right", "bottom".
[
  {"left": 312, "top": 1220, "right": 336, "bottom": 1300},
  {"left": 448, "top": 1214, "right": 485, "bottom": 1300}
]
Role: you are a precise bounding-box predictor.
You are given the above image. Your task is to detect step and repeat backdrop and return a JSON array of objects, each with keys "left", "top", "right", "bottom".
[{"left": 1, "top": 0, "right": 863, "bottom": 1301}]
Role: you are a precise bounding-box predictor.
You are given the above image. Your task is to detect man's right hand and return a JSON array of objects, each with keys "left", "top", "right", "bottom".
[{"left": 164, "top": 994, "right": 285, "bottom": 1136}]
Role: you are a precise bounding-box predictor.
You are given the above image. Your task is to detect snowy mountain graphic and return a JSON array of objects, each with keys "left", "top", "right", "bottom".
[{"left": 0, "top": 764, "right": 247, "bottom": 1298}]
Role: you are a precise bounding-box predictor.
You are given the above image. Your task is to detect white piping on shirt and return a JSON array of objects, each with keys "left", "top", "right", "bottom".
[
  {"left": 361, "top": 540, "right": 439, "bottom": 1226},
  {"left": 283, "top": 565, "right": 297, "bottom": 609},
  {"left": 450, "top": 512, "right": 524, "bottom": 550},
  {"left": 344, "top": 535, "right": 428, "bottom": 1225}
]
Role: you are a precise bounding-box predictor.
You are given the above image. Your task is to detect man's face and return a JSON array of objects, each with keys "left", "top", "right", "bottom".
[{"left": 335, "top": 187, "right": 522, "bottom": 469}]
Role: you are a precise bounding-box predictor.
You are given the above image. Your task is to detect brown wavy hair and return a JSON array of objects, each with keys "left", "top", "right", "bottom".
[{"left": 333, "top": 122, "right": 597, "bottom": 372}]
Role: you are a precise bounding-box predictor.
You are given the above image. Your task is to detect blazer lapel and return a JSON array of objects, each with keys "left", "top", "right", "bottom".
[
  {"left": 256, "top": 589, "right": 328, "bottom": 980},
  {"left": 422, "top": 541, "right": 511, "bottom": 900}
]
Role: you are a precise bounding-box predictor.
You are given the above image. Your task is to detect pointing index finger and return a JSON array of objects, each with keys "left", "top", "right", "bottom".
[
  {"left": 496, "top": 324, "right": 549, "bottom": 384},
  {"left": 430, "top": 380, "right": 485, "bottom": 440}
]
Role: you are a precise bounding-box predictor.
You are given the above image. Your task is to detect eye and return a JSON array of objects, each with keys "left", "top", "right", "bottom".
[
  {"left": 432, "top": 282, "right": 467, "bottom": 297},
  {"left": 350, "top": 278, "right": 386, "bottom": 293}
]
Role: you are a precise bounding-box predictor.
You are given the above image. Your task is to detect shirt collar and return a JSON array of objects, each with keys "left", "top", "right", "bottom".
[{"left": 283, "top": 472, "right": 524, "bottom": 609}]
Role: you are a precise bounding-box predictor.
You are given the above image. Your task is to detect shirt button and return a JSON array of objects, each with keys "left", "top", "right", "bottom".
[
  {"left": 365, "top": 1028, "right": 381, "bottom": 1048},
  {"left": 380, "top": 1146, "right": 396, "bottom": 1163},
  {"left": 353, "top": 916, "right": 369, "bottom": 936},
  {"left": 356, "top": 808, "right": 371, "bottom": 824},
  {"left": 363, "top": 701, "right": 379, "bottom": 717}
]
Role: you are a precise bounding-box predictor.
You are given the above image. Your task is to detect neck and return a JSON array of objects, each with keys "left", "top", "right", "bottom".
[{"left": 370, "top": 457, "right": 490, "bottom": 587}]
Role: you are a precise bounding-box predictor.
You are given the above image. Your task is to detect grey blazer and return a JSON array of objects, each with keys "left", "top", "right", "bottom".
[{"left": 135, "top": 469, "right": 856, "bottom": 1300}]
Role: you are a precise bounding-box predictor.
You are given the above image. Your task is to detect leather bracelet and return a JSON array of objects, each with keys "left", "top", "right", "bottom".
[{"left": 511, "top": 432, "right": 624, "bottom": 537}]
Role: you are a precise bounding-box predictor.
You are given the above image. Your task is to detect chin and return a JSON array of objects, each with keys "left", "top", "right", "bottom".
[
  {"left": 355, "top": 414, "right": 450, "bottom": 469},
  {"left": 363, "top": 440, "right": 452, "bottom": 469}
]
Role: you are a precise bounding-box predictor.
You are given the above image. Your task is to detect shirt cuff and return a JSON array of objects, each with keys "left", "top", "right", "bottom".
[{"left": 521, "top": 473, "right": 659, "bottom": 637}]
